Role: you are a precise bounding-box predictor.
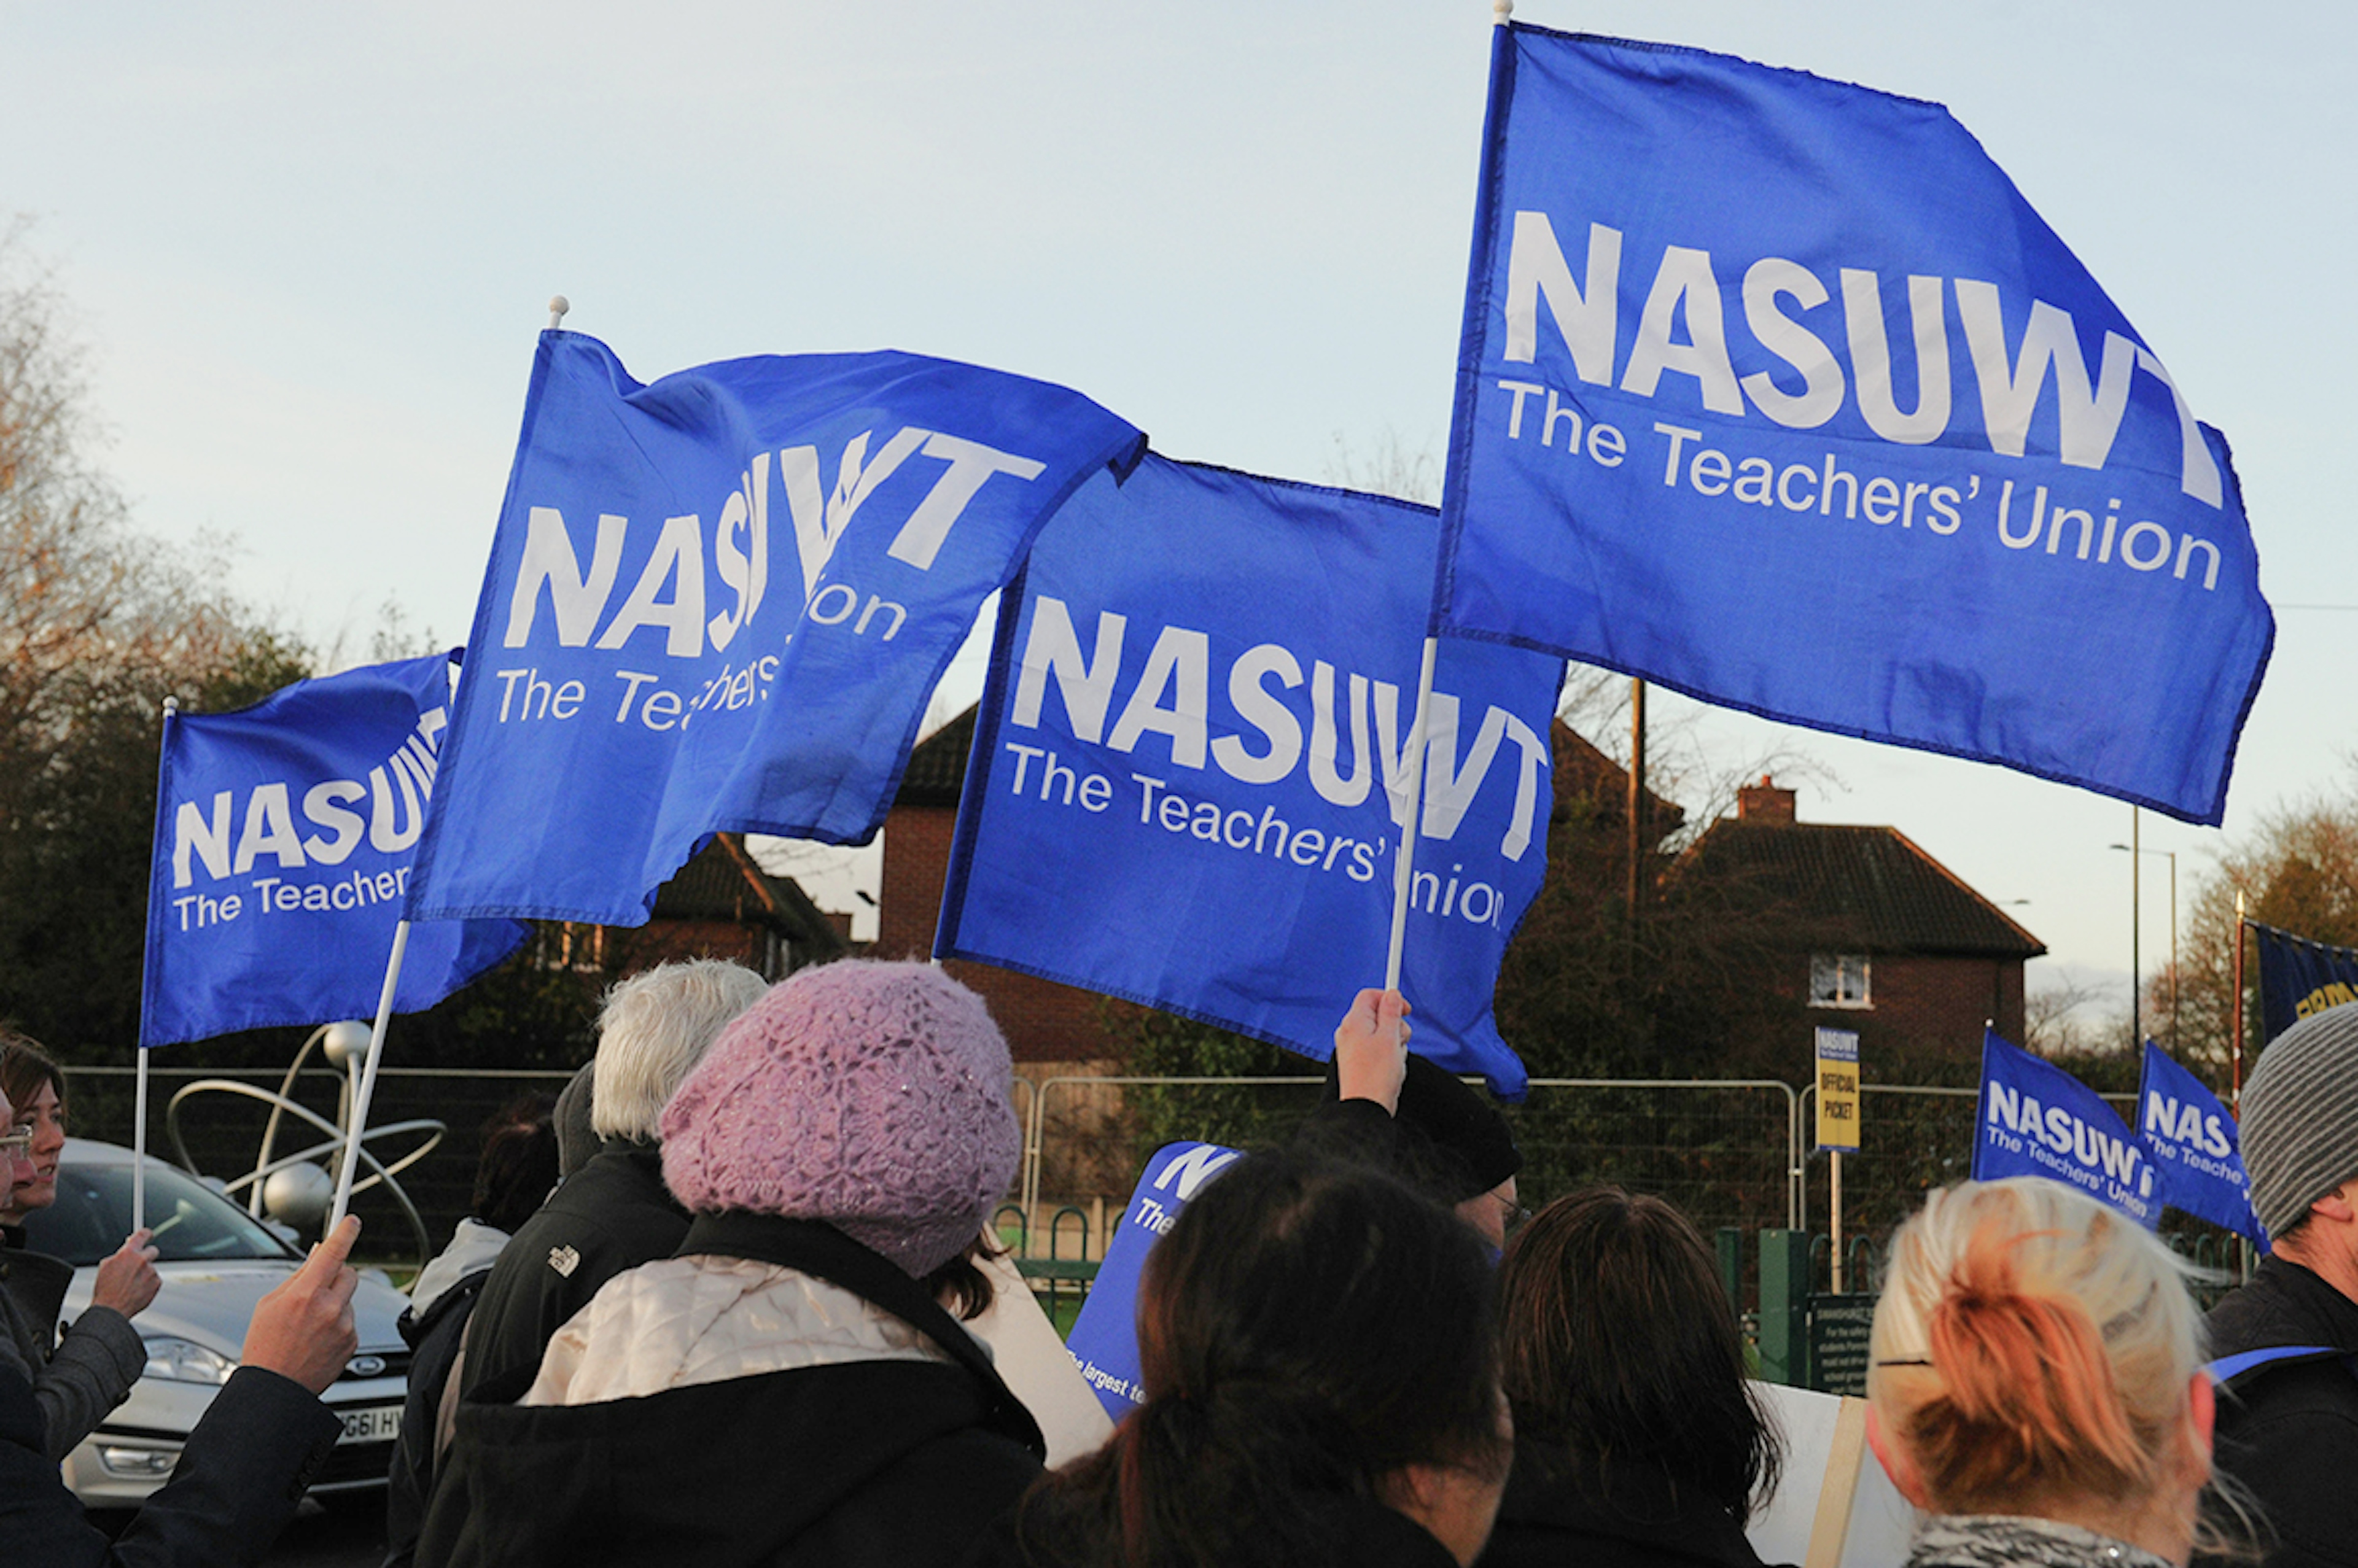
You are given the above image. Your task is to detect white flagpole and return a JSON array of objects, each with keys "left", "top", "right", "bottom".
[
  {"left": 134, "top": 694, "right": 181, "bottom": 1232},
  {"left": 1383, "top": 638, "right": 1441, "bottom": 992},
  {"left": 131, "top": 1047, "right": 150, "bottom": 1232},
  {"left": 328, "top": 920, "right": 411, "bottom": 1230}
]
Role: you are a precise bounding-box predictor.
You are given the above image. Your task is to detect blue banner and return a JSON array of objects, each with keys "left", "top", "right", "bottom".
[
  {"left": 2249, "top": 920, "right": 2358, "bottom": 1047},
  {"left": 139, "top": 654, "right": 528, "bottom": 1047},
  {"left": 408, "top": 332, "right": 1145, "bottom": 925},
  {"left": 1433, "top": 25, "right": 2271, "bottom": 825},
  {"left": 2136, "top": 1041, "right": 2265, "bottom": 1244},
  {"left": 935, "top": 456, "right": 1563, "bottom": 1098},
  {"left": 1064, "top": 1141, "right": 1242, "bottom": 1422},
  {"left": 1971, "top": 1030, "right": 2158, "bottom": 1226}
]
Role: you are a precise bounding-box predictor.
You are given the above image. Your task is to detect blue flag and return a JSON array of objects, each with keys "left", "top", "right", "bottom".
[
  {"left": 1064, "top": 1141, "right": 1242, "bottom": 1421},
  {"left": 1971, "top": 1030, "right": 2158, "bottom": 1226},
  {"left": 140, "top": 654, "right": 528, "bottom": 1047},
  {"left": 408, "top": 332, "right": 1144, "bottom": 925},
  {"left": 935, "top": 456, "right": 1563, "bottom": 1098},
  {"left": 1433, "top": 25, "right": 2270, "bottom": 825},
  {"left": 2136, "top": 1041, "right": 2265, "bottom": 1244},
  {"left": 2249, "top": 920, "right": 2358, "bottom": 1046}
]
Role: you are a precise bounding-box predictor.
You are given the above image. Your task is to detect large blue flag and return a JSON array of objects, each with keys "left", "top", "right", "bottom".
[
  {"left": 2249, "top": 920, "right": 2358, "bottom": 1046},
  {"left": 1971, "top": 1030, "right": 2158, "bottom": 1227},
  {"left": 2136, "top": 1041, "right": 2265, "bottom": 1244},
  {"left": 1433, "top": 25, "right": 2270, "bottom": 825},
  {"left": 408, "top": 333, "right": 1144, "bottom": 925},
  {"left": 140, "top": 654, "right": 528, "bottom": 1047},
  {"left": 935, "top": 456, "right": 1563, "bottom": 1098}
]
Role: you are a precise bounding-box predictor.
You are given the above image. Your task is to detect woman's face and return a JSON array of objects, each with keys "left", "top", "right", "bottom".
[{"left": 2, "top": 1078, "right": 65, "bottom": 1221}]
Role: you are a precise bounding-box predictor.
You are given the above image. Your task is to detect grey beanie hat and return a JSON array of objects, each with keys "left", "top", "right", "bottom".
[
  {"left": 553, "top": 1060, "right": 599, "bottom": 1179},
  {"left": 2243, "top": 1004, "right": 2358, "bottom": 1241}
]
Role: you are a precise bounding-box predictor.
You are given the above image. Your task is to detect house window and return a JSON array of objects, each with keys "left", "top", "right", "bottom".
[
  {"left": 1810, "top": 953, "right": 1870, "bottom": 1009},
  {"left": 533, "top": 922, "right": 609, "bottom": 973}
]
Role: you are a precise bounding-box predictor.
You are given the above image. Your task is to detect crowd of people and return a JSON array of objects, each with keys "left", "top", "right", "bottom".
[{"left": 1, "top": 958, "right": 2355, "bottom": 1568}]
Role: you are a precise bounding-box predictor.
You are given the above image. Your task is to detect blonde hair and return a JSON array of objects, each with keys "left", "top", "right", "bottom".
[
  {"left": 590, "top": 960, "right": 769, "bottom": 1141},
  {"left": 1868, "top": 1179, "right": 2204, "bottom": 1515}
]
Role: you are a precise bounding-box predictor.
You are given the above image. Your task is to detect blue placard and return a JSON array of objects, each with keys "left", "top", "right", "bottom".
[
  {"left": 1433, "top": 25, "right": 2271, "bottom": 826},
  {"left": 2249, "top": 920, "right": 2358, "bottom": 1047},
  {"left": 1063, "top": 1141, "right": 1242, "bottom": 1421},
  {"left": 936, "top": 456, "right": 1563, "bottom": 1098},
  {"left": 139, "top": 654, "right": 527, "bottom": 1047},
  {"left": 1971, "top": 1030, "right": 2158, "bottom": 1226},
  {"left": 2136, "top": 1041, "right": 2265, "bottom": 1244},
  {"left": 408, "top": 332, "right": 1143, "bottom": 925}
]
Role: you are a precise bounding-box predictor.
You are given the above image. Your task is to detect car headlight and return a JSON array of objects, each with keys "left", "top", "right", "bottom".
[{"left": 141, "top": 1336, "right": 237, "bottom": 1386}]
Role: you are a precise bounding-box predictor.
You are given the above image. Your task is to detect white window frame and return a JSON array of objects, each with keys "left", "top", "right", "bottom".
[{"left": 1810, "top": 952, "right": 1871, "bottom": 1009}]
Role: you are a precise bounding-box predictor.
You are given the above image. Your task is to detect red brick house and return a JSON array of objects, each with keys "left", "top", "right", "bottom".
[
  {"left": 533, "top": 833, "right": 847, "bottom": 982},
  {"left": 878, "top": 709, "right": 1115, "bottom": 1065},
  {"left": 1679, "top": 780, "right": 2044, "bottom": 1060}
]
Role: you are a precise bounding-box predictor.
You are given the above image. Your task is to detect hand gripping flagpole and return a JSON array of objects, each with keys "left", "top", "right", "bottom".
[
  {"left": 327, "top": 921, "right": 411, "bottom": 1230},
  {"left": 1383, "top": 638, "right": 1441, "bottom": 992}
]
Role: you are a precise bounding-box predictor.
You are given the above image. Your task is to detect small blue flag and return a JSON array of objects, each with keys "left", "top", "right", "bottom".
[
  {"left": 139, "top": 654, "right": 528, "bottom": 1048},
  {"left": 408, "top": 332, "right": 1144, "bottom": 925},
  {"left": 2135, "top": 1041, "right": 2265, "bottom": 1244},
  {"left": 935, "top": 456, "right": 1563, "bottom": 1098},
  {"left": 2249, "top": 920, "right": 2358, "bottom": 1047},
  {"left": 1064, "top": 1141, "right": 1242, "bottom": 1422},
  {"left": 1433, "top": 25, "right": 2270, "bottom": 825},
  {"left": 1971, "top": 1030, "right": 2159, "bottom": 1226}
]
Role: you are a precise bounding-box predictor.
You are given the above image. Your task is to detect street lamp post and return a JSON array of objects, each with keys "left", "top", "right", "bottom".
[{"left": 2108, "top": 818, "right": 2179, "bottom": 1052}]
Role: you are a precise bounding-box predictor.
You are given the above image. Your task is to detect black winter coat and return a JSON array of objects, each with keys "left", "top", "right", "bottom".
[
  {"left": 2202, "top": 1255, "right": 2358, "bottom": 1568},
  {"left": 967, "top": 1488, "right": 1462, "bottom": 1568},
  {"left": 1478, "top": 1449, "right": 1784, "bottom": 1568},
  {"left": 461, "top": 1139, "right": 686, "bottom": 1400},
  {"left": 418, "top": 1214, "right": 1046, "bottom": 1568},
  {"left": 0, "top": 1360, "right": 338, "bottom": 1568}
]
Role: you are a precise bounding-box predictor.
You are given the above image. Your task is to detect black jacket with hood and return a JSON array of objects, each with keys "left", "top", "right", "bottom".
[
  {"left": 2203, "top": 1254, "right": 2358, "bottom": 1568},
  {"left": 459, "top": 1138, "right": 687, "bottom": 1402},
  {"left": 417, "top": 1213, "right": 1045, "bottom": 1568}
]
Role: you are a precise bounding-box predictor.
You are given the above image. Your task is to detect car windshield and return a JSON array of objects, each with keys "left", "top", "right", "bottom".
[{"left": 21, "top": 1162, "right": 297, "bottom": 1266}]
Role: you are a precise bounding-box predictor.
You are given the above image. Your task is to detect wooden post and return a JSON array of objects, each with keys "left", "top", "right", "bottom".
[
  {"left": 1626, "top": 678, "right": 1646, "bottom": 951},
  {"left": 1829, "top": 1152, "right": 1845, "bottom": 1294}
]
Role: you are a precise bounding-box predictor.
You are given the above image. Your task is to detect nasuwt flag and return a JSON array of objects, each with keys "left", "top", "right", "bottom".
[
  {"left": 408, "top": 332, "right": 1145, "bottom": 925},
  {"left": 140, "top": 653, "right": 528, "bottom": 1047},
  {"left": 1433, "top": 25, "right": 2270, "bottom": 825},
  {"left": 1064, "top": 1141, "right": 1242, "bottom": 1422},
  {"left": 2136, "top": 1041, "right": 2264, "bottom": 1244},
  {"left": 2249, "top": 920, "right": 2358, "bottom": 1046},
  {"left": 1972, "top": 1030, "right": 2158, "bottom": 1226},
  {"left": 934, "top": 456, "right": 1563, "bottom": 1098}
]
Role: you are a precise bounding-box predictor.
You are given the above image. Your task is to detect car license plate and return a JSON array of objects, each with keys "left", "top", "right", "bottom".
[{"left": 337, "top": 1405, "right": 402, "bottom": 1445}]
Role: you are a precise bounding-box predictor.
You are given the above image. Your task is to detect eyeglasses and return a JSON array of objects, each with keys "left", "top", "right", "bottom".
[
  {"left": 1492, "top": 1192, "right": 1533, "bottom": 1235},
  {"left": 0, "top": 1129, "right": 32, "bottom": 1159}
]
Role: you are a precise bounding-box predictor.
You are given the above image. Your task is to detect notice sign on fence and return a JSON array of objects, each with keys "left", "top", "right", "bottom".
[{"left": 1815, "top": 1027, "right": 1861, "bottom": 1152}]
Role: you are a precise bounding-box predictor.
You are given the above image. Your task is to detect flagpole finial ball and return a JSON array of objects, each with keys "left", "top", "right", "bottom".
[
  {"left": 321, "top": 1020, "right": 373, "bottom": 1070},
  {"left": 547, "top": 295, "right": 570, "bottom": 329},
  {"left": 1493, "top": 0, "right": 1512, "bottom": 21}
]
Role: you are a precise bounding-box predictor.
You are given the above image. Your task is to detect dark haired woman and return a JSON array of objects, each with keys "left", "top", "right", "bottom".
[
  {"left": 383, "top": 1090, "right": 560, "bottom": 1567},
  {"left": 0, "top": 1034, "right": 160, "bottom": 1460},
  {"left": 991, "top": 1147, "right": 1514, "bottom": 1568},
  {"left": 1481, "top": 1186, "right": 1788, "bottom": 1568}
]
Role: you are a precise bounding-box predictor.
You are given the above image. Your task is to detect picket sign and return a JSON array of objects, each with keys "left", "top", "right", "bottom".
[{"left": 1747, "top": 1383, "right": 1915, "bottom": 1568}]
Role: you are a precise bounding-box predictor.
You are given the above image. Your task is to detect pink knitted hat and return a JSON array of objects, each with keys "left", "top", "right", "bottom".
[{"left": 660, "top": 960, "right": 1019, "bottom": 1278}]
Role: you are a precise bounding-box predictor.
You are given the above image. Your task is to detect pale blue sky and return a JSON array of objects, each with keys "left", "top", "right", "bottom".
[{"left": 4, "top": 2, "right": 2350, "bottom": 1011}]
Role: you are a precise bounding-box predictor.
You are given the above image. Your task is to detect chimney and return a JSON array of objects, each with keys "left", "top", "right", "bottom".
[{"left": 1737, "top": 775, "right": 1796, "bottom": 824}]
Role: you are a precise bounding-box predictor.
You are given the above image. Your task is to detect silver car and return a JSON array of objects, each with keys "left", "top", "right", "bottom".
[{"left": 18, "top": 1137, "right": 410, "bottom": 1505}]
